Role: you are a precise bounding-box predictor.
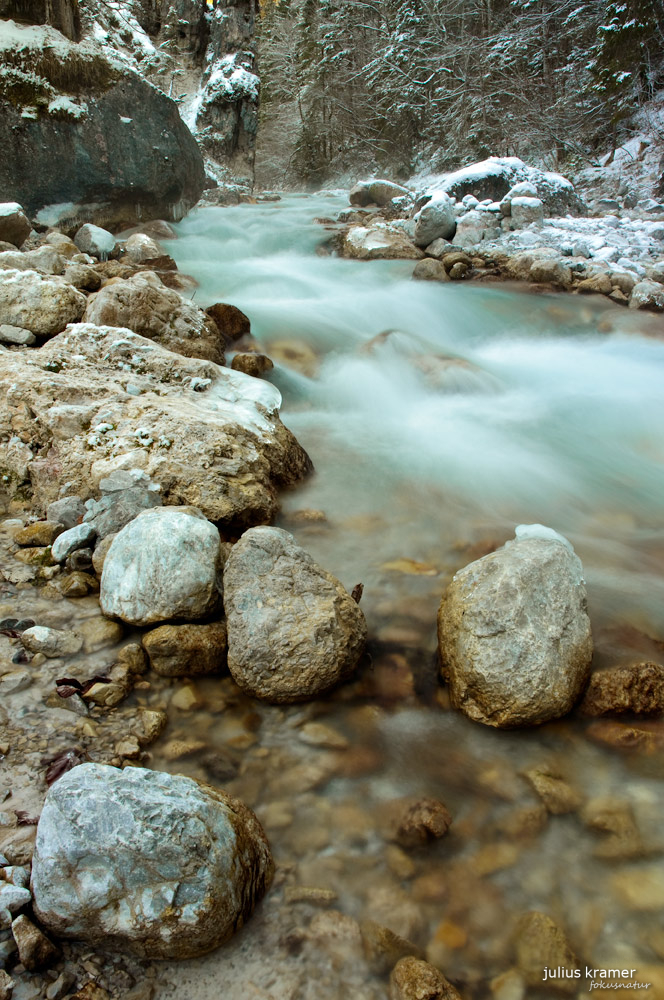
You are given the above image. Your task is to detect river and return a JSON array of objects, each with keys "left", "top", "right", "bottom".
[{"left": 152, "top": 192, "right": 664, "bottom": 998}]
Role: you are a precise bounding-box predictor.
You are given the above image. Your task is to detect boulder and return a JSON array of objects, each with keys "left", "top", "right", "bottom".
[
  {"left": 452, "top": 210, "right": 500, "bottom": 246},
  {"left": 51, "top": 523, "right": 97, "bottom": 563},
  {"left": 510, "top": 196, "right": 544, "bottom": 227},
  {"left": 30, "top": 763, "right": 273, "bottom": 959},
  {"left": 224, "top": 526, "right": 367, "bottom": 702},
  {"left": 100, "top": 507, "right": 223, "bottom": 626},
  {"left": 0, "top": 247, "right": 65, "bottom": 275},
  {"left": 0, "top": 324, "right": 311, "bottom": 524},
  {"left": 629, "top": 279, "right": 664, "bottom": 311},
  {"left": 413, "top": 193, "right": 456, "bottom": 247},
  {"left": 0, "top": 269, "right": 86, "bottom": 335},
  {"left": 62, "top": 262, "right": 102, "bottom": 291},
  {"left": 0, "top": 22, "right": 204, "bottom": 231},
  {"left": 142, "top": 621, "right": 227, "bottom": 676},
  {"left": 439, "top": 157, "right": 585, "bottom": 215},
  {"left": 0, "top": 203, "right": 31, "bottom": 248},
  {"left": 350, "top": 179, "right": 411, "bottom": 207},
  {"left": 343, "top": 224, "right": 424, "bottom": 261},
  {"left": 438, "top": 525, "right": 593, "bottom": 727},
  {"left": 47, "top": 496, "right": 85, "bottom": 529},
  {"left": 83, "top": 272, "right": 225, "bottom": 364},
  {"left": 579, "top": 662, "right": 664, "bottom": 717}
]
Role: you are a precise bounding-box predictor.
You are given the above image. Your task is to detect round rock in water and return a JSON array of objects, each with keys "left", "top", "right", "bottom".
[
  {"left": 224, "top": 526, "right": 367, "bottom": 703},
  {"left": 438, "top": 525, "right": 593, "bottom": 728},
  {"left": 30, "top": 763, "right": 274, "bottom": 960},
  {"left": 100, "top": 506, "right": 223, "bottom": 626}
]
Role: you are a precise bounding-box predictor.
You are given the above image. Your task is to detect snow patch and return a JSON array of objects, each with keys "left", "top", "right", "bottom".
[{"left": 514, "top": 523, "right": 575, "bottom": 552}]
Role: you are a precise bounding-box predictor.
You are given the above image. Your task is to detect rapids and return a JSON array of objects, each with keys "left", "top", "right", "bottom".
[{"left": 157, "top": 193, "right": 664, "bottom": 997}]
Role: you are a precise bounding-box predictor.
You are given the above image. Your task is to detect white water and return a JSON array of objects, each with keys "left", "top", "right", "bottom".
[
  {"left": 172, "top": 193, "right": 664, "bottom": 641},
  {"left": 156, "top": 194, "right": 664, "bottom": 997}
]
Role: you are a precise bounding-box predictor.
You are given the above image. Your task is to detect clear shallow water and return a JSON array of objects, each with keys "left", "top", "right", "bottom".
[{"left": 163, "top": 195, "right": 664, "bottom": 996}]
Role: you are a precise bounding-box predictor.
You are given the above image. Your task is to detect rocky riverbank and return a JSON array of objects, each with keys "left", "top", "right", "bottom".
[
  {"left": 1, "top": 195, "right": 664, "bottom": 1000},
  {"left": 330, "top": 157, "right": 664, "bottom": 313}
]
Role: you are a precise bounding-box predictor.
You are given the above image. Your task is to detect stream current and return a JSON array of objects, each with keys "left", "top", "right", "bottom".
[{"left": 155, "top": 193, "right": 664, "bottom": 998}]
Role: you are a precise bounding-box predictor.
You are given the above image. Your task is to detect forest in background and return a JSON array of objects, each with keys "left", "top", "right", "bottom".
[{"left": 255, "top": 0, "right": 664, "bottom": 187}]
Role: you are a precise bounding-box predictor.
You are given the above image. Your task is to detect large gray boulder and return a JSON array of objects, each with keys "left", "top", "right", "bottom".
[
  {"left": 413, "top": 193, "right": 456, "bottom": 247},
  {"left": 0, "top": 22, "right": 204, "bottom": 230},
  {"left": 438, "top": 157, "right": 585, "bottom": 215},
  {"left": 100, "top": 506, "right": 223, "bottom": 626},
  {"left": 30, "top": 763, "right": 273, "bottom": 959},
  {"left": 84, "top": 272, "right": 225, "bottom": 364},
  {"left": 438, "top": 525, "right": 593, "bottom": 728},
  {"left": 0, "top": 269, "right": 86, "bottom": 335},
  {"left": 342, "top": 224, "right": 423, "bottom": 261},
  {"left": 224, "top": 526, "right": 367, "bottom": 703}
]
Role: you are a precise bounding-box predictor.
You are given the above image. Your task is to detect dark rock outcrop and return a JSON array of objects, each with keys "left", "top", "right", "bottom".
[{"left": 0, "top": 23, "right": 205, "bottom": 230}]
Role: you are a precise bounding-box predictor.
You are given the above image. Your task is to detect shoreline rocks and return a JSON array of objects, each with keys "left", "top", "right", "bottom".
[
  {"left": 30, "top": 763, "right": 274, "bottom": 959},
  {"left": 100, "top": 507, "right": 223, "bottom": 626},
  {"left": 438, "top": 524, "right": 593, "bottom": 728},
  {"left": 224, "top": 526, "right": 367, "bottom": 703}
]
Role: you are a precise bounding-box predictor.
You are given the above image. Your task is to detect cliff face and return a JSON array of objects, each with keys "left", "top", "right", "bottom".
[
  {"left": 0, "top": 0, "right": 259, "bottom": 230},
  {"left": 0, "top": 19, "right": 205, "bottom": 230}
]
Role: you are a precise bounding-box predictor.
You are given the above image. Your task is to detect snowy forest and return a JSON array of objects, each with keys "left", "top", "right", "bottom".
[{"left": 256, "top": 0, "right": 664, "bottom": 185}]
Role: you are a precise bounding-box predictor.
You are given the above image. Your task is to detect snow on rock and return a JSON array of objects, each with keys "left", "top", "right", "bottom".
[
  {"left": 0, "top": 323, "right": 312, "bottom": 524},
  {"left": 188, "top": 53, "right": 259, "bottom": 133},
  {"left": 0, "top": 202, "right": 31, "bottom": 247},
  {"left": 415, "top": 157, "right": 585, "bottom": 216}
]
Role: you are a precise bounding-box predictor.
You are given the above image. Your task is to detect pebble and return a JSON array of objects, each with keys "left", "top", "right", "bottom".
[
  {"left": 523, "top": 768, "right": 583, "bottom": 814},
  {"left": 0, "top": 671, "right": 31, "bottom": 693},
  {"left": 284, "top": 886, "right": 338, "bottom": 906},
  {"left": 45, "top": 969, "right": 75, "bottom": 1000},
  {"left": 389, "top": 956, "right": 462, "bottom": 999},
  {"left": 11, "top": 914, "right": 61, "bottom": 971},
  {"left": 612, "top": 865, "right": 664, "bottom": 910},
  {"left": 170, "top": 684, "right": 204, "bottom": 711},
  {"left": 298, "top": 721, "right": 349, "bottom": 750},
  {"left": 361, "top": 919, "right": 423, "bottom": 973},
  {"left": 391, "top": 797, "right": 453, "bottom": 848},
  {"left": 21, "top": 626, "right": 82, "bottom": 658}
]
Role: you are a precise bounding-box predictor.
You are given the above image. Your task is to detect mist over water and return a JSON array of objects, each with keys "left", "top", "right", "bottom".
[{"left": 172, "top": 194, "right": 664, "bottom": 638}]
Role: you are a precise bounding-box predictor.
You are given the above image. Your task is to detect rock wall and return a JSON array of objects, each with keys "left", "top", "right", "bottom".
[{"left": 0, "top": 21, "right": 205, "bottom": 230}]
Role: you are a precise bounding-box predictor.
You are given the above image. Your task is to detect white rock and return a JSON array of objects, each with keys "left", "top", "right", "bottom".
[
  {"left": 629, "top": 279, "right": 664, "bottom": 311},
  {"left": 438, "top": 526, "right": 592, "bottom": 728},
  {"left": 74, "top": 224, "right": 117, "bottom": 259},
  {"left": 413, "top": 193, "right": 456, "bottom": 247},
  {"left": 510, "top": 196, "right": 544, "bottom": 228},
  {"left": 0, "top": 883, "right": 31, "bottom": 914},
  {"left": 51, "top": 523, "right": 97, "bottom": 563},
  {"left": 100, "top": 506, "right": 223, "bottom": 625},
  {"left": 0, "top": 324, "right": 35, "bottom": 345}
]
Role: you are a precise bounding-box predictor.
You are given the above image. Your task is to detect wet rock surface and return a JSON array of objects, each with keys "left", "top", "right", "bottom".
[
  {"left": 438, "top": 526, "right": 593, "bottom": 727},
  {"left": 31, "top": 763, "right": 273, "bottom": 959},
  {"left": 224, "top": 526, "right": 367, "bottom": 702},
  {"left": 100, "top": 507, "right": 223, "bottom": 626}
]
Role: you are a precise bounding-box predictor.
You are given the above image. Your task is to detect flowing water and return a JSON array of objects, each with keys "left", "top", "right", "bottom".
[{"left": 152, "top": 193, "right": 664, "bottom": 997}]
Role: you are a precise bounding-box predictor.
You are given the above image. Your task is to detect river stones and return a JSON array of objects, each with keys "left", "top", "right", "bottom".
[
  {"left": 100, "top": 507, "right": 223, "bottom": 626},
  {"left": 0, "top": 269, "right": 86, "bottom": 336},
  {"left": 30, "top": 763, "right": 273, "bottom": 960},
  {"left": 343, "top": 224, "right": 424, "bottom": 261},
  {"left": 438, "top": 524, "right": 593, "bottom": 728},
  {"left": 224, "top": 526, "right": 367, "bottom": 703},
  {"left": 579, "top": 662, "right": 664, "bottom": 717},
  {"left": 349, "top": 179, "right": 411, "bottom": 207},
  {"left": 83, "top": 271, "right": 225, "bottom": 363},
  {"left": 142, "top": 621, "right": 227, "bottom": 676},
  {"left": 413, "top": 193, "right": 457, "bottom": 247},
  {"left": 390, "top": 956, "right": 462, "bottom": 1000}
]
